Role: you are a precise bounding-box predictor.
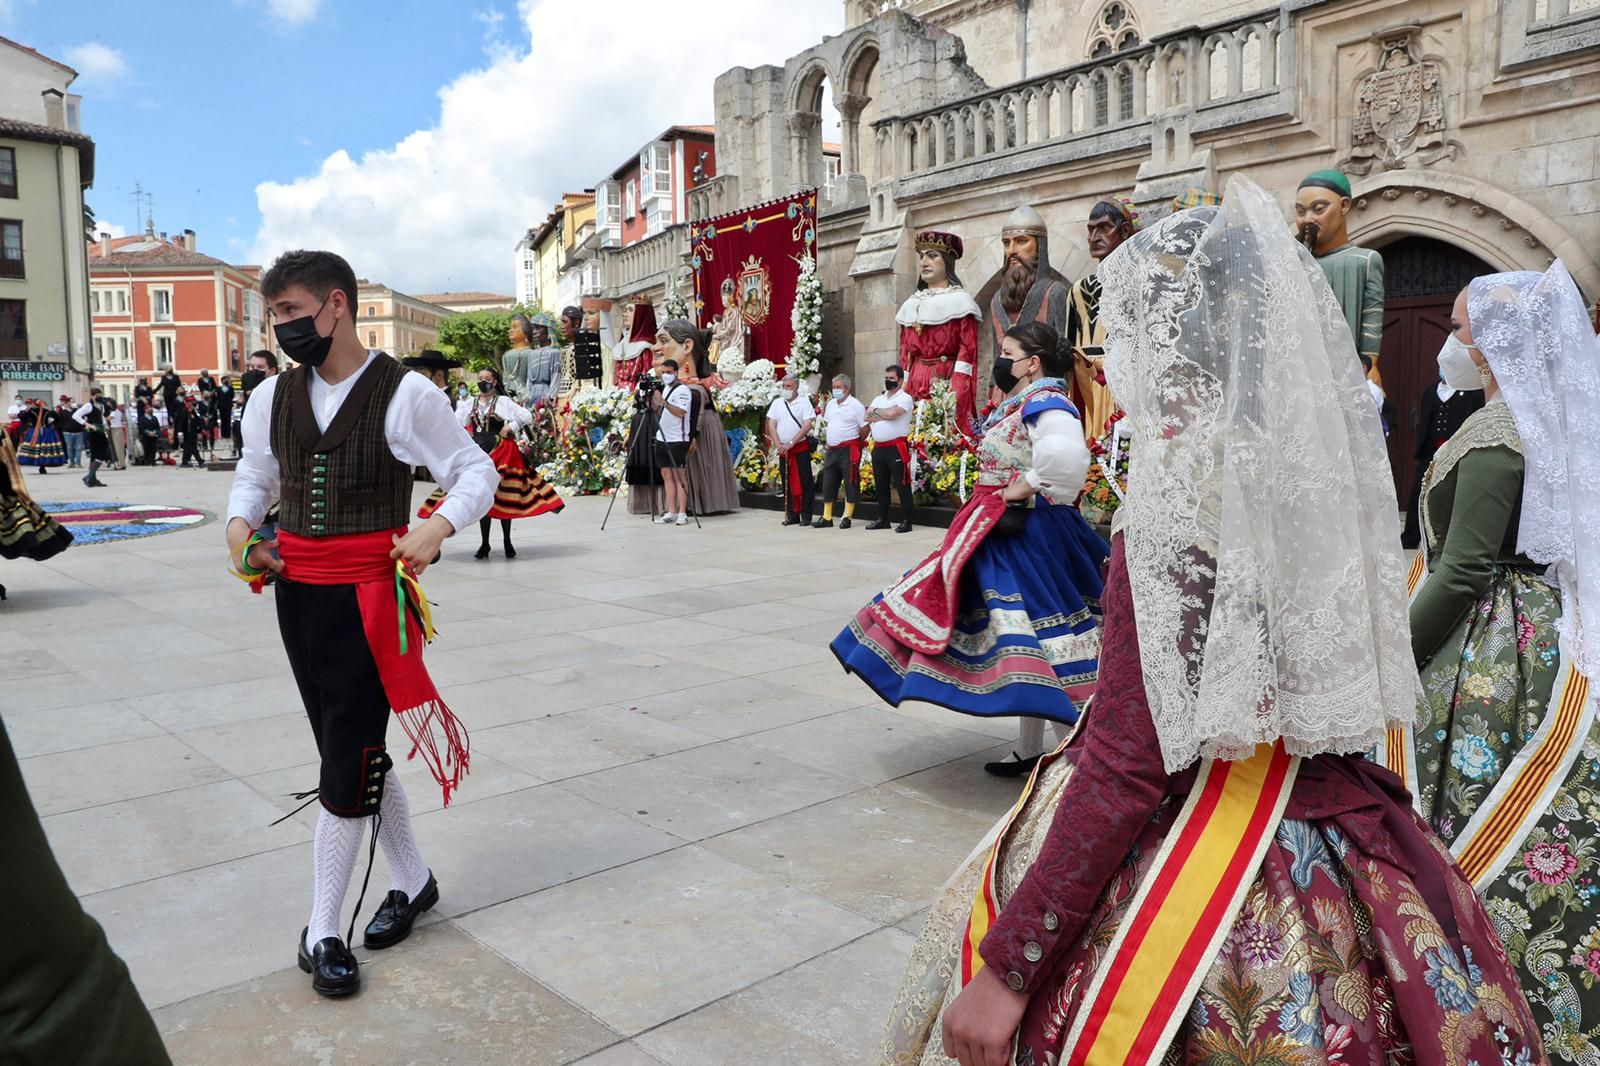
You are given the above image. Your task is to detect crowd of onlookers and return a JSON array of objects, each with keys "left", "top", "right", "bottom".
[{"left": 4, "top": 350, "right": 281, "bottom": 479}]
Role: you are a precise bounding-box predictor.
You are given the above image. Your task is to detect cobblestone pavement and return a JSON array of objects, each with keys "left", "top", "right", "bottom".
[{"left": 2, "top": 464, "right": 1026, "bottom": 1065}]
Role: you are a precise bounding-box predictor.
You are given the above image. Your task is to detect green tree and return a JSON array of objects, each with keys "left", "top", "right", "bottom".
[{"left": 435, "top": 303, "right": 556, "bottom": 374}]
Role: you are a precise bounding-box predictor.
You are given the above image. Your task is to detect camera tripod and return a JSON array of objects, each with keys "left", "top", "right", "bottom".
[{"left": 600, "top": 386, "right": 702, "bottom": 531}]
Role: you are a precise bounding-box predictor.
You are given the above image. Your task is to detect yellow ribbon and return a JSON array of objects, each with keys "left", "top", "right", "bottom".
[{"left": 393, "top": 560, "right": 436, "bottom": 655}]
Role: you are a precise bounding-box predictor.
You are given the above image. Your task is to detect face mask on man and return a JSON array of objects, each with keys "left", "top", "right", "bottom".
[
  {"left": 1437, "top": 335, "right": 1486, "bottom": 392},
  {"left": 662, "top": 372, "right": 677, "bottom": 386},
  {"left": 240, "top": 369, "right": 266, "bottom": 392},
  {"left": 273, "top": 294, "right": 334, "bottom": 368},
  {"left": 782, "top": 387, "right": 797, "bottom": 401},
  {"left": 884, "top": 379, "right": 899, "bottom": 393},
  {"left": 831, "top": 387, "right": 845, "bottom": 401}
]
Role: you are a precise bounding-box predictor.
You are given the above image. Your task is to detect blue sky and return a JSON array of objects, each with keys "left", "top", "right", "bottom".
[{"left": 15, "top": 0, "right": 840, "bottom": 292}]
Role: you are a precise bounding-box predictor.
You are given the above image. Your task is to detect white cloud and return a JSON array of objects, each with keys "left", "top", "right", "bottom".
[
  {"left": 266, "top": 0, "right": 321, "bottom": 26},
  {"left": 63, "top": 42, "right": 130, "bottom": 84},
  {"left": 248, "top": 0, "right": 840, "bottom": 294}
]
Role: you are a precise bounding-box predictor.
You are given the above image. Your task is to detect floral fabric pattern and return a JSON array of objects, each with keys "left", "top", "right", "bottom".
[{"left": 1414, "top": 568, "right": 1600, "bottom": 1063}]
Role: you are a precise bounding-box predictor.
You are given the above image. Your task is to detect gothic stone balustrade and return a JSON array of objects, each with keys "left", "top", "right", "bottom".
[
  {"left": 601, "top": 224, "right": 691, "bottom": 299},
  {"left": 872, "top": 11, "right": 1291, "bottom": 194},
  {"left": 687, "top": 175, "right": 742, "bottom": 223}
]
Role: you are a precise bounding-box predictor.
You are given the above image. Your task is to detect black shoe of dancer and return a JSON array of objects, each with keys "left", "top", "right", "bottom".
[
  {"left": 297, "top": 928, "right": 360, "bottom": 997},
  {"left": 812, "top": 518, "right": 833, "bottom": 528},
  {"left": 839, "top": 517, "right": 853, "bottom": 529},
  {"left": 781, "top": 515, "right": 800, "bottom": 526},
  {"left": 473, "top": 544, "right": 491, "bottom": 560},
  {"left": 866, "top": 520, "right": 891, "bottom": 530},
  {"left": 895, "top": 521, "right": 913, "bottom": 533},
  {"left": 983, "top": 751, "right": 1042, "bottom": 778},
  {"left": 363, "top": 872, "right": 439, "bottom": 950}
]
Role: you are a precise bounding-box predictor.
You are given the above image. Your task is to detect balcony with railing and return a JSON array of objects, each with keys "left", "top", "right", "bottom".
[
  {"left": 687, "top": 175, "right": 742, "bottom": 222},
  {"left": 873, "top": 10, "right": 1291, "bottom": 192},
  {"left": 601, "top": 223, "right": 690, "bottom": 297}
]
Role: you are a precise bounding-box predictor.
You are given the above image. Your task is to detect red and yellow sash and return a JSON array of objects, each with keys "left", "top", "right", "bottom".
[
  {"left": 960, "top": 743, "right": 1297, "bottom": 1066},
  {"left": 1382, "top": 553, "right": 1429, "bottom": 791}
]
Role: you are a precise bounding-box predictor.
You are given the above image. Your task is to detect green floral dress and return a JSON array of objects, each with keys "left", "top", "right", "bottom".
[{"left": 1410, "top": 399, "right": 1600, "bottom": 1062}]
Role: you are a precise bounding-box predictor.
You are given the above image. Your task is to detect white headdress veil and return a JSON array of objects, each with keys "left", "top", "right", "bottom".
[
  {"left": 1100, "top": 174, "right": 1420, "bottom": 774},
  {"left": 1469, "top": 262, "right": 1600, "bottom": 677}
]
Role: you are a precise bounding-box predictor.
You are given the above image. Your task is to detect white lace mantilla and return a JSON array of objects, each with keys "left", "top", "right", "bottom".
[
  {"left": 895, "top": 287, "right": 983, "bottom": 328},
  {"left": 1099, "top": 175, "right": 1420, "bottom": 774},
  {"left": 1471, "top": 263, "right": 1600, "bottom": 677}
]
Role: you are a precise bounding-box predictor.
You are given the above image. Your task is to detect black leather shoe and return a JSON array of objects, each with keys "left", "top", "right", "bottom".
[
  {"left": 839, "top": 517, "right": 853, "bottom": 529},
  {"left": 473, "top": 544, "right": 491, "bottom": 560},
  {"left": 297, "top": 927, "right": 360, "bottom": 997},
  {"left": 363, "top": 872, "right": 439, "bottom": 950},
  {"left": 866, "top": 520, "right": 890, "bottom": 530},
  {"left": 984, "top": 752, "right": 1042, "bottom": 778},
  {"left": 896, "top": 522, "right": 913, "bottom": 534},
  {"left": 812, "top": 518, "right": 833, "bottom": 528},
  {"left": 503, "top": 542, "right": 516, "bottom": 559},
  {"left": 781, "top": 515, "right": 799, "bottom": 526}
]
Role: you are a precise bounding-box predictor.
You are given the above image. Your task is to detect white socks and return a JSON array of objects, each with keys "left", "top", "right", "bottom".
[
  {"left": 376, "top": 771, "right": 431, "bottom": 901},
  {"left": 307, "top": 809, "right": 364, "bottom": 949},
  {"left": 1017, "top": 717, "right": 1071, "bottom": 760},
  {"left": 305, "top": 772, "right": 431, "bottom": 951}
]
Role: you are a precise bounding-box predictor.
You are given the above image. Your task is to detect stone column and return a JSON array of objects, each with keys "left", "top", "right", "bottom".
[
  {"left": 787, "top": 110, "right": 822, "bottom": 192},
  {"left": 836, "top": 91, "right": 869, "bottom": 178}
]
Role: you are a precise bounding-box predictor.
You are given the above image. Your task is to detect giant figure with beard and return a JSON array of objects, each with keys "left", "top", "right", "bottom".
[
  {"left": 987, "top": 206, "right": 1071, "bottom": 364},
  {"left": 1064, "top": 196, "right": 1141, "bottom": 442}
]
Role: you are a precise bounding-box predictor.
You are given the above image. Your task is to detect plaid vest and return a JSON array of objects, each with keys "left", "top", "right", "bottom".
[{"left": 271, "top": 355, "right": 412, "bottom": 537}]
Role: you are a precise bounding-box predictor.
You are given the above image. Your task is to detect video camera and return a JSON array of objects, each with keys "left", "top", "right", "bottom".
[{"left": 633, "top": 372, "right": 664, "bottom": 410}]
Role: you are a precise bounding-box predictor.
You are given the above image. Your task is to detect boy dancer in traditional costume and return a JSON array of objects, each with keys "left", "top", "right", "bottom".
[{"left": 226, "top": 250, "right": 497, "bottom": 998}]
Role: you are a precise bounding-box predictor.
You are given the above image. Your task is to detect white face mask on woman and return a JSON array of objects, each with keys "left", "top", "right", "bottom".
[{"left": 1437, "top": 334, "right": 1486, "bottom": 392}]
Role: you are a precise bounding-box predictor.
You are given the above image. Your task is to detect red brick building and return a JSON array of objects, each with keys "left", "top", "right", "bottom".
[
  {"left": 599, "top": 125, "right": 719, "bottom": 250},
  {"left": 87, "top": 230, "right": 257, "bottom": 401}
]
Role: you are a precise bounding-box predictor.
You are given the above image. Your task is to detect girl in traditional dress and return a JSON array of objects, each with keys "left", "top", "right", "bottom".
[
  {"left": 830, "top": 320, "right": 1106, "bottom": 751},
  {"left": 418, "top": 367, "right": 562, "bottom": 559},
  {"left": 16, "top": 400, "right": 65, "bottom": 472},
  {"left": 880, "top": 177, "right": 1545, "bottom": 1066},
  {"left": 0, "top": 429, "right": 72, "bottom": 600},
  {"left": 1392, "top": 262, "right": 1600, "bottom": 1064}
]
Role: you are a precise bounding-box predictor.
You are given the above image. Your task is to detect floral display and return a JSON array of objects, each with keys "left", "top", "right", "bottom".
[
  {"left": 788, "top": 256, "right": 823, "bottom": 380},
  {"left": 1081, "top": 410, "right": 1129, "bottom": 529},
  {"left": 538, "top": 386, "right": 632, "bottom": 495}
]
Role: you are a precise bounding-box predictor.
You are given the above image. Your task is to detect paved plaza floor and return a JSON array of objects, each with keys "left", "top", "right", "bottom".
[{"left": 2, "top": 463, "right": 1029, "bottom": 1065}]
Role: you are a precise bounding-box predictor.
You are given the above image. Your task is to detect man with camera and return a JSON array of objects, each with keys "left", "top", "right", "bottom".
[{"left": 650, "top": 359, "right": 694, "bottom": 526}]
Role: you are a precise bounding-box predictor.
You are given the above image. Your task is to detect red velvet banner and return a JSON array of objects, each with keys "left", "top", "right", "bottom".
[{"left": 690, "top": 189, "right": 817, "bottom": 370}]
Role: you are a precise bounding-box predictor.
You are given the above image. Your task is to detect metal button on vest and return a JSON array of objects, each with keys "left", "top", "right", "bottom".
[
  {"left": 1006, "top": 971, "right": 1025, "bottom": 992},
  {"left": 1042, "top": 911, "right": 1059, "bottom": 932},
  {"left": 1023, "top": 941, "right": 1043, "bottom": 963}
]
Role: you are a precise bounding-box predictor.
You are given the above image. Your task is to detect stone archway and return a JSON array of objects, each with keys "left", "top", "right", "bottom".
[{"left": 787, "top": 59, "right": 836, "bottom": 195}]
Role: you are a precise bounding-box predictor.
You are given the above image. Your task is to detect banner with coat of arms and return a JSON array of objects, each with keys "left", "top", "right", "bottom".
[{"left": 690, "top": 189, "right": 816, "bottom": 370}]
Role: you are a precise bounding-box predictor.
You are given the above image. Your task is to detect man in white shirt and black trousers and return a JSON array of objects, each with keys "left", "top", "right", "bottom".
[
  {"left": 225, "top": 249, "right": 498, "bottom": 999},
  {"left": 866, "top": 363, "right": 915, "bottom": 533},
  {"left": 764, "top": 373, "right": 816, "bottom": 526},
  {"left": 814, "top": 373, "right": 869, "bottom": 528},
  {"left": 651, "top": 358, "right": 695, "bottom": 526}
]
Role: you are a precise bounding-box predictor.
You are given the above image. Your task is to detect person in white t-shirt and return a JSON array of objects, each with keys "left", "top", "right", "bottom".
[
  {"left": 865, "top": 363, "right": 916, "bottom": 532},
  {"left": 651, "top": 358, "right": 695, "bottom": 526},
  {"left": 815, "top": 374, "right": 868, "bottom": 528},
  {"left": 764, "top": 374, "right": 816, "bottom": 526}
]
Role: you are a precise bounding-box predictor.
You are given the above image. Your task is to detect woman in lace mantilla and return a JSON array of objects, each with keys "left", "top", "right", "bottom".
[{"left": 878, "top": 176, "right": 1543, "bottom": 1066}]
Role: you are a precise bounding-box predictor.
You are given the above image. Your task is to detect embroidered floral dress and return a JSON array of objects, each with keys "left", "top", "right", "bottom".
[{"left": 1406, "top": 398, "right": 1600, "bottom": 1063}]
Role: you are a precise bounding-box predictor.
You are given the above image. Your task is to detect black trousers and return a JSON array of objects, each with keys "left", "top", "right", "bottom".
[
  {"left": 179, "top": 426, "right": 201, "bottom": 466},
  {"left": 819, "top": 444, "right": 860, "bottom": 509},
  {"left": 0, "top": 720, "right": 172, "bottom": 1064},
  {"left": 275, "top": 578, "right": 394, "bottom": 817},
  {"left": 872, "top": 443, "right": 913, "bottom": 524},
  {"left": 780, "top": 441, "right": 814, "bottom": 520}
]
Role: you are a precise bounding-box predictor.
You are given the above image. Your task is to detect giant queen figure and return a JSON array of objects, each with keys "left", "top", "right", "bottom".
[
  {"left": 897, "top": 230, "right": 982, "bottom": 440},
  {"left": 987, "top": 205, "right": 1071, "bottom": 360}
]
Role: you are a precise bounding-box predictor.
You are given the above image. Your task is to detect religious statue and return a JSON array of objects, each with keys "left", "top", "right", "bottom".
[
  {"left": 501, "top": 311, "right": 565, "bottom": 407},
  {"left": 897, "top": 230, "right": 981, "bottom": 440},
  {"left": 709, "top": 277, "right": 748, "bottom": 382},
  {"left": 988, "top": 205, "right": 1071, "bottom": 360},
  {"left": 1065, "top": 196, "right": 1142, "bottom": 442},
  {"left": 1294, "top": 169, "right": 1385, "bottom": 376},
  {"left": 612, "top": 301, "right": 657, "bottom": 389}
]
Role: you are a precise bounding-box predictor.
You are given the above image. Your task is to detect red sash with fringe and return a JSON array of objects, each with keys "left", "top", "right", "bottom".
[
  {"left": 277, "top": 528, "right": 470, "bottom": 806},
  {"left": 874, "top": 436, "right": 912, "bottom": 482},
  {"left": 867, "top": 485, "right": 1006, "bottom": 655},
  {"left": 785, "top": 439, "right": 813, "bottom": 511}
]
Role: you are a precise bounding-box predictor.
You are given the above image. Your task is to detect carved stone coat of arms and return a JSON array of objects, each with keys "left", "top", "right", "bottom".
[{"left": 1344, "top": 26, "right": 1462, "bottom": 174}]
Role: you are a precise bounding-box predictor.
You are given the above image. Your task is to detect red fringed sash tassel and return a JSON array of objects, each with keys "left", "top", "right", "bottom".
[{"left": 277, "top": 528, "right": 471, "bottom": 806}]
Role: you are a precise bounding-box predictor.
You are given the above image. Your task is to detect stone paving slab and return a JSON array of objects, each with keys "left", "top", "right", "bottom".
[{"left": 1, "top": 465, "right": 1024, "bottom": 1063}]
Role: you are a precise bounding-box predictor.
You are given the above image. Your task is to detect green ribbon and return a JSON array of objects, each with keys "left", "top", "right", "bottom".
[{"left": 394, "top": 565, "right": 409, "bottom": 656}]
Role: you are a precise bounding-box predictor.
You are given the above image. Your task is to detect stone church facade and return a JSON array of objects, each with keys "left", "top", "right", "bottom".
[{"left": 605, "top": 0, "right": 1599, "bottom": 495}]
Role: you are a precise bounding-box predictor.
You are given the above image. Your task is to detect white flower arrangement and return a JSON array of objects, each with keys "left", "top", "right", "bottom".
[
  {"left": 713, "top": 359, "right": 782, "bottom": 414},
  {"left": 570, "top": 385, "right": 635, "bottom": 433},
  {"left": 788, "top": 256, "right": 823, "bottom": 380}
]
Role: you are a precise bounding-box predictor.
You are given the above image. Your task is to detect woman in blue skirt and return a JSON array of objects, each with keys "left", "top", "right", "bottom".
[{"left": 831, "top": 322, "right": 1107, "bottom": 776}]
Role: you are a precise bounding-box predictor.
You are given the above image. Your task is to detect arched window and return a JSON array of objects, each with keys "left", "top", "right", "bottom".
[{"left": 1086, "top": 2, "right": 1142, "bottom": 58}]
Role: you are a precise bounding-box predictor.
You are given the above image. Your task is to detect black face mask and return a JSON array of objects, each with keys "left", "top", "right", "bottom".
[
  {"left": 992, "top": 357, "right": 1019, "bottom": 394},
  {"left": 240, "top": 369, "right": 266, "bottom": 392},
  {"left": 273, "top": 295, "right": 334, "bottom": 368},
  {"left": 884, "top": 379, "right": 899, "bottom": 392},
  {"left": 478, "top": 379, "right": 495, "bottom": 393}
]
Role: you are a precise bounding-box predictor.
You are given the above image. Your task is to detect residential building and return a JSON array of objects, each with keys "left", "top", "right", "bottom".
[
  {"left": 415, "top": 291, "right": 517, "bottom": 313},
  {"left": 236, "top": 265, "right": 271, "bottom": 356},
  {"left": 355, "top": 282, "right": 452, "bottom": 357},
  {"left": 696, "top": 0, "right": 1600, "bottom": 506},
  {"left": 513, "top": 229, "right": 539, "bottom": 306},
  {"left": 87, "top": 230, "right": 258, "bottom": 402},
  {"left": 553, "top": 192, "right": 597, "bottom": 312},
  {"left": 0, "top": 37, "right": 95, "bottom": 411}
]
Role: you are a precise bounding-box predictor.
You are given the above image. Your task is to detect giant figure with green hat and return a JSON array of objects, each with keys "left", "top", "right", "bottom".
[{"left": 1295, "top": 168, "right": 1386, "bottom": 377}]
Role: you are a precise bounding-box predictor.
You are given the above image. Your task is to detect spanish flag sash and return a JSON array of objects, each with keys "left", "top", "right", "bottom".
[
  {"left": 959, "top": 743, "right": 1298, "bottom": 1066},
  {"left": 1384, "top": 554, "right": 1596, "bottom": 891}
]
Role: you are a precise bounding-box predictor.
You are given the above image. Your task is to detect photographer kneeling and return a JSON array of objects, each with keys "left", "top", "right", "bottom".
[{"left": 651, "top": 360, "right": 694, "bottom": 526}]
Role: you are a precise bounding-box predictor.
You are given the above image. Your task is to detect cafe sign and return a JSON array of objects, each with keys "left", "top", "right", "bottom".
[{"left": 0, "top": 360, "right": 67, "bottom": 381}]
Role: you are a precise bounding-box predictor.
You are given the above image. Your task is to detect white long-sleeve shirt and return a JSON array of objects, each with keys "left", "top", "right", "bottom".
[
  {"left": 457, "top": 393, "right": 533, "bottom": 435},
  {"left": 1021, "top": 409, "right": 1092, "bottom": 501},
  {"left": 227, "top": 352, "right": 498, "bottom": 535}
]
